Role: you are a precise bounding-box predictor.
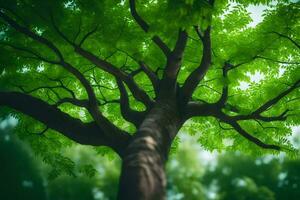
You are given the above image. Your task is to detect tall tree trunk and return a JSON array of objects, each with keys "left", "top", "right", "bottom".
[{"left": 117, "top": 102, "right": 181, "bottom": 200}]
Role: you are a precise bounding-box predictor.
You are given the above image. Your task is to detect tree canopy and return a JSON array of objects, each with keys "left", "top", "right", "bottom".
[{"left": 0, "top": 0, "right": 299, "bottom": 178}]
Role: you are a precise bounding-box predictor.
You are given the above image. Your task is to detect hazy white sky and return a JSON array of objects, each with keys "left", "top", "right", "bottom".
[{"left": 247, "top": 4, "right": 267, "bottom": 27}]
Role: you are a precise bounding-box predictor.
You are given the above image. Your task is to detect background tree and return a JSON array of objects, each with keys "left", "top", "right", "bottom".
[
  {"left": 0, "top": 0, "right": 299, "bottom": 199},
  {"left": 204, "top": 152, "right": 300, "bottom": 200},
  {"left": 0, "top": 119, "right": 46, "bottom": 200}
]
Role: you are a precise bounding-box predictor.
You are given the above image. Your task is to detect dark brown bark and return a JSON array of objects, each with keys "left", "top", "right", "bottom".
[{"left": 118, "top": 101, "right": 182, "bottom": 200}]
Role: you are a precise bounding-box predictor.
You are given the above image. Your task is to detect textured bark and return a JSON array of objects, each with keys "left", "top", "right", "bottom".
[{"left": 117, "top": 101, "right": 181, "bottom": 200}]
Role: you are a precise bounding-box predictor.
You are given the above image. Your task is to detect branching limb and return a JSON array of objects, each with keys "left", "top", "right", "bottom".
[
  {"left": 216, "top": 62, "right": 231, "bottom": 106},
  {"left": 129, "top": 0, "right": 171, "bottom": 56},
  {"left": 0, "top": 11, "right": 97, "bottom": 106},
  {"left": 0, "top": 91, "right": 131, "bottom": 156},
  {"left": 163, "top": 29, "right": 188, "bottom": 80},
  {"left": 194, "top": 26, "right": 204, "bottom": 42},
  {"left": 184, "top": 101, "right": 282, "bottom": 150},
  {"left": 116, "top": 78, "right": 146, "bottom": 127},
  {"left": 78, "top": 25, "right": 98, "bottom": 47},
  {"left": 232, "top": 109, "right": 289, "bottom": 122},
  {"left": 227, "top": 120, "right": 281, "bottom": 150},
  {"left": 184, "top": 78, "right": 299, "bottom": 151},
  {"left": 183, "top": 101, "right": 216, "bottom": 120},
  {"left": 0, "top": 11, "right": 131, "bottom": 143},
  {"left": 73, "top": 45, "right": 154, "bottom": 107},
  {"left": 139, "top": 61, "right": 160, "bottom": 96},
  {"left": 0, "top": 11, "right": 63, "bottom": 60},
  {"left": 229, "top": 80, "right": 300, "bottom": 122},
  {"left": 253, "top": 79, "right": 300, "bottom": 115},
  {"left": 50, "top": 17, "right": 154, "bottom": 108},
  {"left": 216, "top": 74, "right": 299, "bottom": 123},
  {"left": 181, "top": 26, "right": 212, "bottom": 103},
  {"left": 223, "top": 79, "right": 299, "bottom": 123},
  {"left": 45, "top": 77, "right": 76, "bottom": 98}
]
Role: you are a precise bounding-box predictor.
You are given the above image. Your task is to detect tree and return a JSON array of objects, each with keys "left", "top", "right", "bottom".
[
  {"left": 0, "top": 0, "right": 299, "bottom": 199},
  {"left": 0, "top": 122, "right": 46, "bottom": 200},
  {"left": 203, "top": 152, "right": 300, "bottom": 200}
]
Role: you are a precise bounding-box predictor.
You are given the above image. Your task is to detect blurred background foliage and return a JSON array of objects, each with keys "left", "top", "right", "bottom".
[{"left": 1, "top": 117, "right": 299, "bottom": 200}]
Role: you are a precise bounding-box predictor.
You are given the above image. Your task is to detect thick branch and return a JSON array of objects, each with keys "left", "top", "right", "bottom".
[
  {"left": 73, "top": 46, "right": 154, "bottom": 107},
  {"left": 55, "top": 97, "right": 89, "bottom": 107},
  {"left": 116, "top": 78, "right": 146, "bottom": 126},
  {"left": 51, "top": 17, "right": 153, "bottom": 107},
  {"left": 129, "top": 0, "right": 171, "bottom": 56},
  {"left": 0, "top": 92, "right": 131, "bottom": 155},
  {"left": 163, "top": 30, "right": 188, "bottom": 79},
  {"left": 51, "top": 17, "right": 154, "bottom": 107},
  {"left": 183, "top": 101, "right": 216, "bottom": 120},
  {"left": 0, "top": 11, "right": 128, "bottom": 139},
  {"left": 181, "top": 27, "right": 212, "bottom": 103}
]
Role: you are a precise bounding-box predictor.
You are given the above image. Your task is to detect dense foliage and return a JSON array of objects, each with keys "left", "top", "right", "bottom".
[{"left": 0, "top": 0, "right": 299, "bottom": 194}]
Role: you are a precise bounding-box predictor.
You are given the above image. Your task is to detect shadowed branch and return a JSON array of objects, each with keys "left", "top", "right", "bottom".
[
  {"left": 181, "top": 26, "right": 212, "bottom": 103},
  {"left": 129, "top": 0, "right": 171, "bottom": 56},
  {"left": 0, "top": 91, "right": 131, "bottom": 156}
]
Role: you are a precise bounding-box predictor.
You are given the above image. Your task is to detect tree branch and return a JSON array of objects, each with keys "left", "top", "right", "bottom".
[
  {"left": 49, "top": 16, "right": 154, "bottom": 107},
  {"left": 253, "top": 79, "right": 300, "bottom": 115},
  {"left": 73, "top": 46, "right": 154, "bottom": 107},
  {"left": 181, "top": 26, "right": 212, "bottom": 103},
  {"left": 270, "top": 31, "right": 300, "bottom": 49},
  {"left": 231, "top": 109, "right": 289, "bottom": 122},
  {"left": 129, "top": 0, "right": 171, "bottom": 56},
  {"left": 116, "top": 78, "right": 146, "bottom": 127},
  {"left": 0, "top": 91, "right": 131, "bottom": 156},
  {"left": 0, "top": 11, "right": 129, "bottom": 140},
  {"left": 163, "top": 29, "right": 188, "bottom": 80},
  {"left": 54, "top": 97, "right": 89, "bottom": 107},
  {"left": 183, "top": 101, "right": 216, "bottom": 120},
  {"left": 0, "top": 11, "right": 97, "bottom": 105},
  {"left": 216, "top": 61, "right": 231, "bottom": 106},
  {"left": 139, "top": 61, "right": 160, "bottom": 96},
  {"left": 0, "top": 11, "right": 63, "bottom": 60},
  {"left": 228, "top": 120, "right": 280, "bottom": 150},
  {"left": 78, "top": 25, "right": 98, "bottom": 47},
  {"left": 218, "top": 80, "right": 299, "bottom": 123}
]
